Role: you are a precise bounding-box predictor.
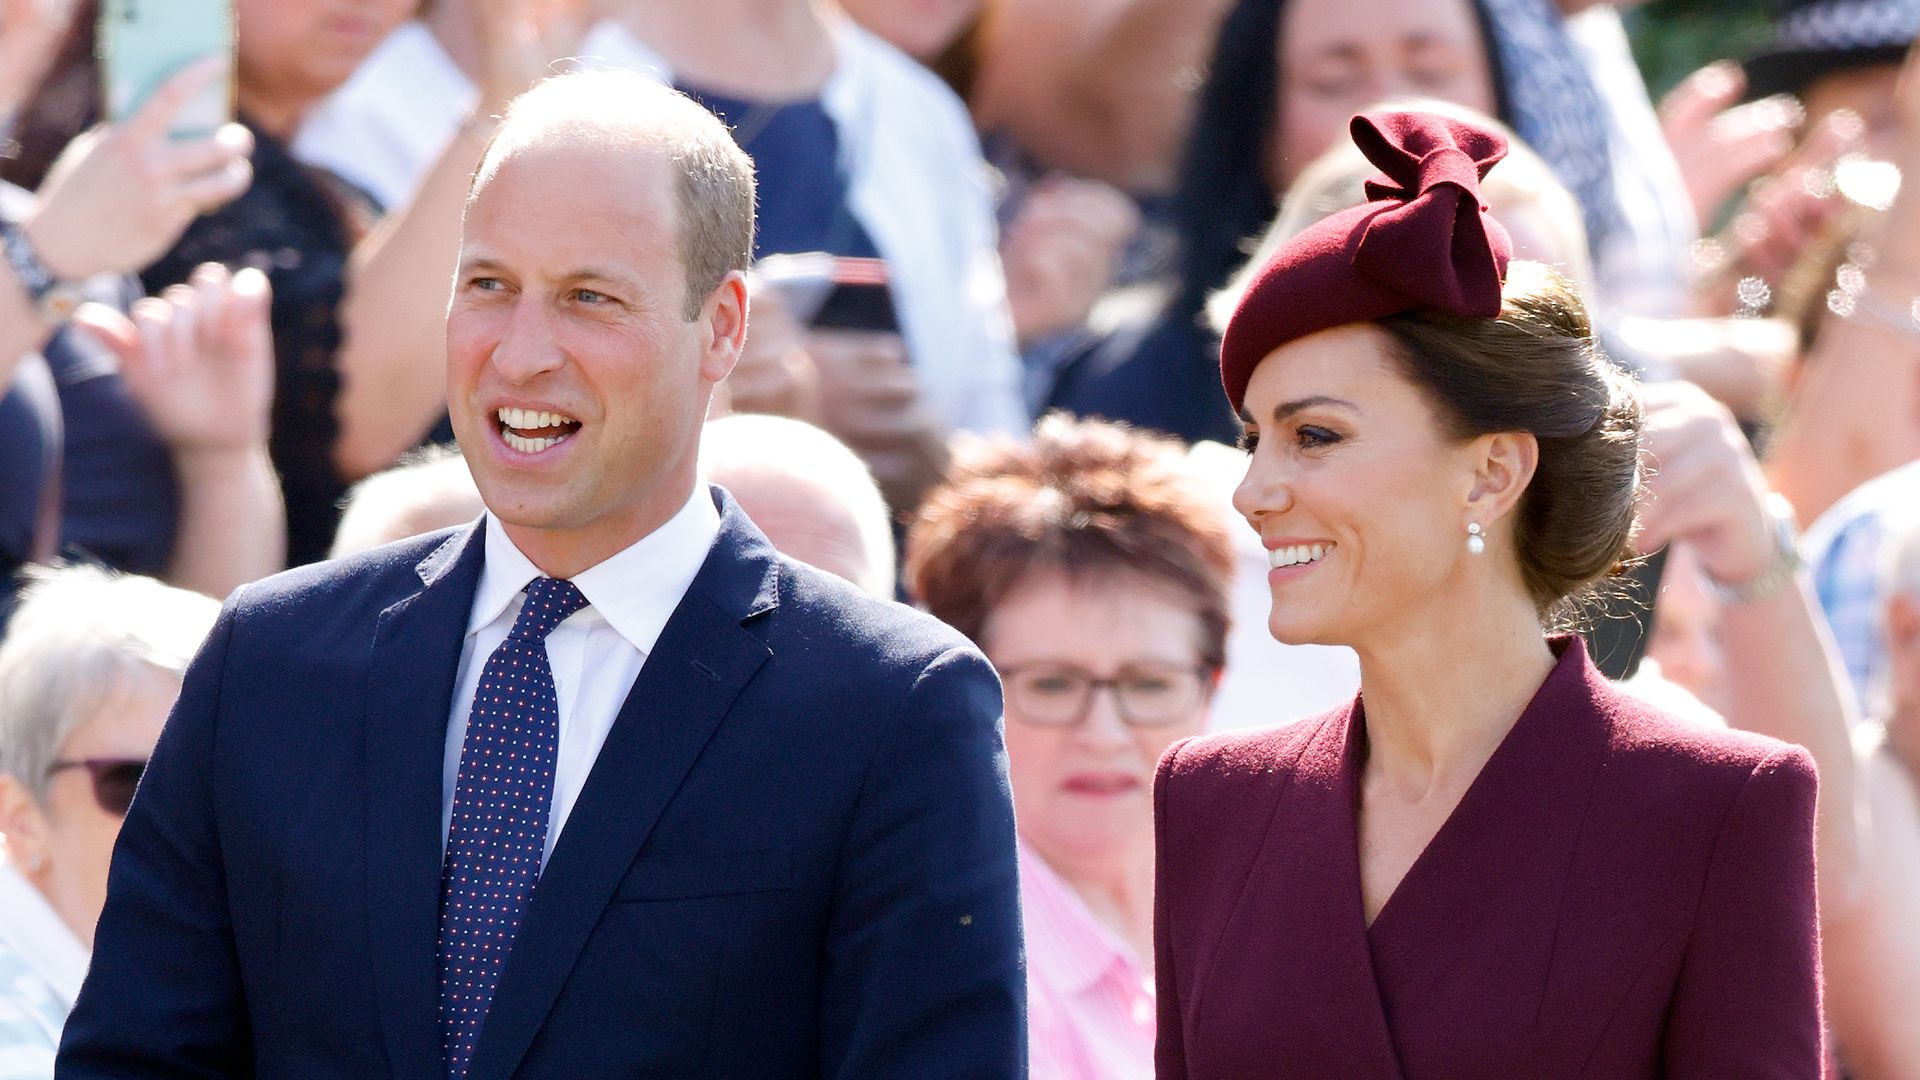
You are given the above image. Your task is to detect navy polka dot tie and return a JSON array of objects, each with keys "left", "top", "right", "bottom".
[{"left": 437, "top": 577, "right": 588, "bottom": 1080}]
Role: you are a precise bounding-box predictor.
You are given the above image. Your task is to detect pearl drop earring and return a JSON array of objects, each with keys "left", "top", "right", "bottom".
[{"left": 1467, "top": 522, "right": 1485, "bottom": 555}]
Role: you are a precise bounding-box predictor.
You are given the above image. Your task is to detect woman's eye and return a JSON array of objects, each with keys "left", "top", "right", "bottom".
[
  {"left": 1296, "top": 426, "right": 1341, "bottom": 448},
  {"left": 1237, "top": 431, "right": 1260, "bottom": 454}
]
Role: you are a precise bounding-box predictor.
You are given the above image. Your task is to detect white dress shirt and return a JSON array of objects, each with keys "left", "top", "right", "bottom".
[{"left": 442, "top": 487, "right": 720, "bottom": 864}]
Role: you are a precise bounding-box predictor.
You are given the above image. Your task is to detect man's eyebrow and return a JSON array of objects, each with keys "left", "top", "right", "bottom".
[
  {"left": 566, "top": 267, "right": 640, "bottom": 288},
  {"left": 1271, "top": 395, "right": 1360, "bottom": 423}
]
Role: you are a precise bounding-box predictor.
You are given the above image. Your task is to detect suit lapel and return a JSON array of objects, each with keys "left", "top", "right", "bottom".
[
  {"left": 467, "top": 494, "right": 779, "bottom": 1080},
  {"left": 365, "top": 523, "right": 488, "bottom": 1080},
  {"left": 1196, "top": 709, "right": 1407, "bottom": 1078}
]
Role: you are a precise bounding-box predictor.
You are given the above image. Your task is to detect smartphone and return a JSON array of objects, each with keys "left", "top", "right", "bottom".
[
  {"left": 811, "top": 260, "right": 901, "bottom": 334},
  {"left": 98, "top": 0, "right": 234, "bottom": 140},
  {"left": 754, "top": 253, "right": 902, "bottom": 335}
]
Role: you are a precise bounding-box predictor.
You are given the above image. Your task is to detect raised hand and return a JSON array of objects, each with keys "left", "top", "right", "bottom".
[
  {"left": 23, "top": 59, "right": 252, "bottom": 281},
  {"left": 72, "top": 262, "right": 274, "bottom": 455},
  {"left": 1001, "top": 176, "right": 1139, "bottom": 344},
  {"left": 1659, "top": 62, "right": 1797, "bottom": 225},
  {"left": 806, "top": 330, "right": 950, "bottom": 511},
  {"left": 1636, "top": 379, "right": 1777, "bottom": 588},
  {"left": 471, "top": 0, "right": 592, "bottom": 113}
]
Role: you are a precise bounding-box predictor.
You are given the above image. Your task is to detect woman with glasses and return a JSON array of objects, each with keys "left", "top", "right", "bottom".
[
  {"left": 0, "top": 566, "right": 218, "bottom": 1069},
  {"left": 905, "top": 413, "right": 1235, "bottom": 1080}
]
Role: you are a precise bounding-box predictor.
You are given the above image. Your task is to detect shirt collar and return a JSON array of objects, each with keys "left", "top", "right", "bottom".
[
  {"left": 1018, "top": 842, "right": 1142, "bottom": 999},
  {"left": 0, "top": 857, "right": 88, "bottom": 1006},
  {"left": 470, "top": 485, "right": 722, "bottom": 656}
]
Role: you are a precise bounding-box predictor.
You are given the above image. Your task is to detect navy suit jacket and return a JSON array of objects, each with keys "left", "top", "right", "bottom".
[{"left": 58, "top": 489, "right": 1026, "bottom": 1079}]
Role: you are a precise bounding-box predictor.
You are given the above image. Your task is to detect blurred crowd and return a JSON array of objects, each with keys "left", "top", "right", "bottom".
[{"left": 1, "top": 0, "right": 1919, "bottom": 1076}]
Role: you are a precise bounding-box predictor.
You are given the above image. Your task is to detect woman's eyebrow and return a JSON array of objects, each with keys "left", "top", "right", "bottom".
[{"left": 1272, "top": 395, "right": 1360, "bottom": 423}]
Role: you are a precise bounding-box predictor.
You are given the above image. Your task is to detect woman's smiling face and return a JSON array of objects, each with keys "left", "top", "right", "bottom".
[{"left": 1232, "top": 322, "right": 1487, "bottom": 647}]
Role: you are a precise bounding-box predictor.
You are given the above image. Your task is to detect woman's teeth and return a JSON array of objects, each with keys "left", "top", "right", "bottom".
[{"left": 1269, "top": 543, "right": 1331, "bottom": 569}]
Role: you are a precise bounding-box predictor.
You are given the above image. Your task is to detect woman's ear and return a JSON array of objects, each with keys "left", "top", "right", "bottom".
[
  {"left": 0, "top": 774, "right": 51, "bottom": 877},
  {"left": 1465, "top": 430, "right": 1539, "bottom": 527}
]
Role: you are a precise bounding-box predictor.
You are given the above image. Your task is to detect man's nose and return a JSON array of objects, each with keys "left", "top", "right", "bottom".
[{"left": 490, "top": 297, "right": 564, "bottom": 380}]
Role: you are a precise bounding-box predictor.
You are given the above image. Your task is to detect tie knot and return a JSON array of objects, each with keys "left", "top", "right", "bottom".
[{"left": 509, "top": 577, "right": 588, "bottom": 642}]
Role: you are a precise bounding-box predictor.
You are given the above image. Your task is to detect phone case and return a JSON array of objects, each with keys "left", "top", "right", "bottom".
[{"left": 98, "top": 0, "right": 234, "bottom": 140}]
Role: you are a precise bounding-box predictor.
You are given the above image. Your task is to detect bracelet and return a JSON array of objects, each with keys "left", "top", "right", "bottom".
[{"left": 1700, "top": 493, "right": 1802, "bottom": 606}]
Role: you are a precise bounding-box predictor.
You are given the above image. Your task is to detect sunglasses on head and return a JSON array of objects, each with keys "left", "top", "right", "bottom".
[{"left": 44, "top": 758, "right": 147, "bottom": 816}]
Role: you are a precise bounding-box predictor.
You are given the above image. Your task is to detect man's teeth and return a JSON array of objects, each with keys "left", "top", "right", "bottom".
[
  {"left": 496, "top": 406, "right": 574, "bottom": 431},
  {"left": 502, "top": 430, "right": 567, "bottom": 453},
  {"left": 1269, "top": 543, "right": 1331, "bottom": 569}
]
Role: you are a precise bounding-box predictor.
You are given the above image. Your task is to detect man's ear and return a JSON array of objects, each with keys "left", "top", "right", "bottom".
[
  {"left": 0, "top": 774, "right": 50, "bottom": 876},
  {"left": 1465, "top": 430, "right": 1540, "bottom": 528},
  {"left": 699, "top": 270, "right": 749, "bottom": 383}
]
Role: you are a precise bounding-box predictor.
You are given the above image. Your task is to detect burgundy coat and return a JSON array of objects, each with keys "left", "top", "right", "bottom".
[{"left": 1153, "top": 640, "right": 1822, "bottom": 1078}]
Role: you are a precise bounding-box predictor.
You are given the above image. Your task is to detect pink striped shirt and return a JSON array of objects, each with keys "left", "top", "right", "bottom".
[{"left": 1018, "top": 843, "right": 1156, "bottom": 1080}]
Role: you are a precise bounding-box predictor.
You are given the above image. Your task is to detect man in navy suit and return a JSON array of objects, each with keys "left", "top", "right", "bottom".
[{"left": 57, "top": 71, "right": 1025, "bottom": 1080}]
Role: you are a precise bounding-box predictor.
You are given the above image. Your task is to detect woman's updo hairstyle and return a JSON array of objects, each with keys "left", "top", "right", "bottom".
[{"left": 1381, "top": 259, "right": 1642, "bottom": 618}]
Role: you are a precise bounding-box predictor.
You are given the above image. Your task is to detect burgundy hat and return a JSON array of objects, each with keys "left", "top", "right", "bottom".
[{"left": 1218, "top": 111, "right": 1513, "bottom": 414}]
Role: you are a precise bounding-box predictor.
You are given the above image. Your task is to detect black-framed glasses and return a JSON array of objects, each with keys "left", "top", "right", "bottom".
[
  {"left": 997, "top": 662, "right": 1212, "bottom": 728},
  {"left": 44, "top": 758, "right": 146, "bottom": 816}
]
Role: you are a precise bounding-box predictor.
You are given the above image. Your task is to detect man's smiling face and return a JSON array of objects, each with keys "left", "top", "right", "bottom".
[{"left": 446, "top": 135, "right": 725, "bottom": 573}]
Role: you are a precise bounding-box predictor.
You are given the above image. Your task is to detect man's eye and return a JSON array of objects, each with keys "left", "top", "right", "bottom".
[
  {"left": 471, "top": 277, "right": 506, "bottom": 292},
  {"left": 573, "top": 288, "right": 612, "bottom": 304}
]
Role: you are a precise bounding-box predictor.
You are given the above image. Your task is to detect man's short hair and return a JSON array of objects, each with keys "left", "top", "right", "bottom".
[
  {"left": 0, "top": 565, "right": 218, "bottom": 804},
  {"left": 473, "top": 71, "right": 758, "bottom": 319}
]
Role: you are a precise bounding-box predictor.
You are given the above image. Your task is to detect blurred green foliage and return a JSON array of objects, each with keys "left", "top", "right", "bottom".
[{"left": 1627, "top": 0, "right": 1779, "bottom": 99}]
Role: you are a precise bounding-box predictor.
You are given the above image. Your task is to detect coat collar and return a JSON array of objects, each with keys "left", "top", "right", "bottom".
[{"left": 1187, "top": 638, "right": 1612, "bottom": 1079}]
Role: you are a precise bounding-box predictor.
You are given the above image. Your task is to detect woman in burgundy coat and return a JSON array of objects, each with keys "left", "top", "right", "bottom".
[{"left": 1152, "top": 110, "right": 1822, "bottom": 1078}]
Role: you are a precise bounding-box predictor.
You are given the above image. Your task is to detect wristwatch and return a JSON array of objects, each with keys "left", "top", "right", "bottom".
[
  {"left": 1, "top": 219, "right": 85, "bottom": 323},
  {"left": 1701, "top": 492, "right": 1802, "bottom": 606}
]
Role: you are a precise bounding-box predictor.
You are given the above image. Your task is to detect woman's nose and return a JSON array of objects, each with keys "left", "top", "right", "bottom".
[{"left": 1233, "top": 459, "right": 1291, "bottom": 525}]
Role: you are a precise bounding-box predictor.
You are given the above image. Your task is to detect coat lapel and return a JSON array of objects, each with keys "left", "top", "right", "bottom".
[
  {"left": 1360, "top": 639, "right": 1609, "bottom": 1078},
  {"left": 1194, "top": 709, "right": 1407, "bottom": 1078},
  {"left": 365, "top": 522, "right": 489, "bottom": 1080},
  {"left": 467, "top": 493, "right": 779, "bottom": 1080}
]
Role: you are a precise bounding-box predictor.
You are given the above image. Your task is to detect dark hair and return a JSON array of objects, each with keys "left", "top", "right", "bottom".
[
  {"left": 905, "top": 414, "right": 1237, "bottom": 670},
  {"left": 1170, "top": 0, "right": 1512, "bottom": 328},
  {"left": 1379, "top": 261, "right": 1641, "bottom": 618}
]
